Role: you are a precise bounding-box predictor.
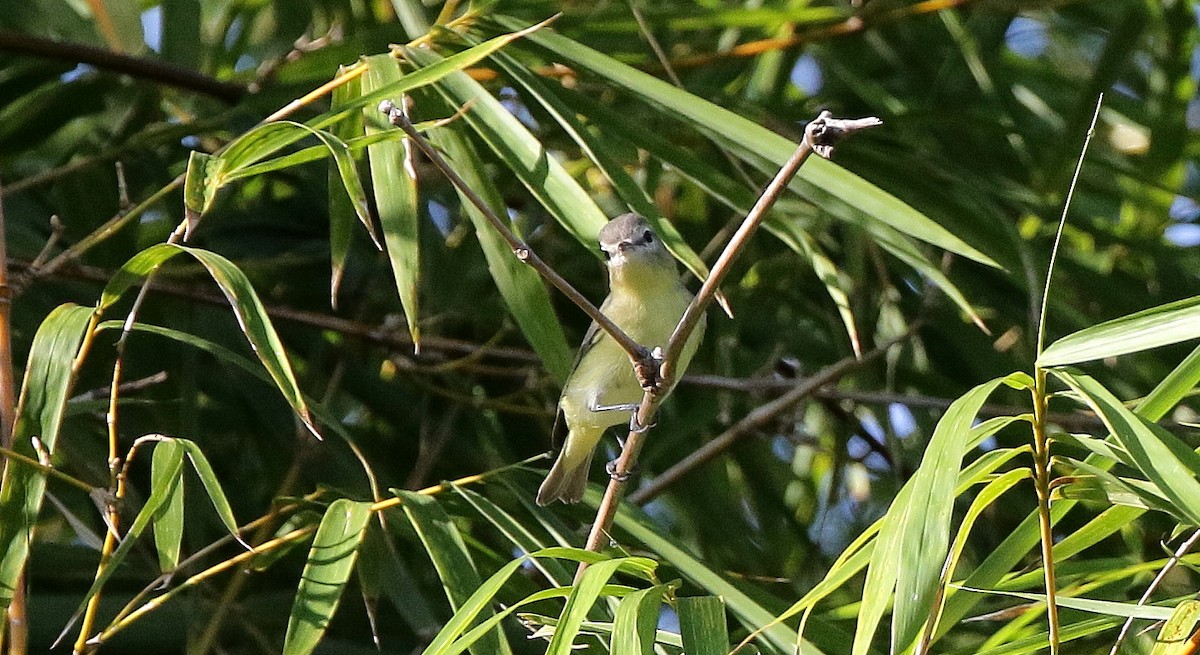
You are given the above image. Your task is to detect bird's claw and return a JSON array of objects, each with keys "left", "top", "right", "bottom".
[
  {"left": 606, "top": 459, "right": 639, "bottom": 481},
  {"left": 628, "top": 413, "right": 656, "bottom": 434},
  {"left": 634, "top": 346, "right": 665, "bottom": 393}
]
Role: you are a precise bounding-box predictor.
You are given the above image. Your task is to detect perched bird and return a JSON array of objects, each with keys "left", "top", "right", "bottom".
[{"left": 537, "top": 213, "right": 706, "bottom": 505}]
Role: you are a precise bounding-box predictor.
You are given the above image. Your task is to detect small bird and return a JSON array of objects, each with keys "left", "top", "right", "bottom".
[{"left": 537, "top": 213, "right": 706, "bottom": 505}]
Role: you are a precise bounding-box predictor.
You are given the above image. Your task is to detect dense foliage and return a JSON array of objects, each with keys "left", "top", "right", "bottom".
[{"left": 1, "top": 1, "right": 1199, "bottom": 654}]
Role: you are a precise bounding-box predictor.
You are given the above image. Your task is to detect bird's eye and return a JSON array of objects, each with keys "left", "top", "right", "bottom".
[{"left": 643, "top": 230, "right": 654, "bottom": 243}]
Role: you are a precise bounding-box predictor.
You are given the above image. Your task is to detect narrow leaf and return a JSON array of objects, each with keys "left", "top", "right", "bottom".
[
  {"left": 494, "top": 16, "right": 1000, "bottom": 268},
  {"left": 546, "top": 558, "right": 626, "bottom": 655},
  {"left": 363, "top": 54, "right": 422, "bottom": 348},
  {"left": 678, "top": 596, "right": 729, "bottom": 655},
  {"left": 611, "top": 585, "right": 668, "bottom": 654},
  {"left": 328, "top": 66, "right": 366, "bottom": 307},
  {"left": 887, "top": 375, "right": 1011, "bottom": 653},
  {"left": 101, "top": 243, "right": 317, "bottom": 436},
  {"left": 409, "top": 48, "right": 608, "bottom": 249},
  {"left": 0, "top": 304, "right": 93, "bottom": 611},
  {"left": 150, "top": 440, "right": 186, "bottom": 572},
  {"left": 283, "top": 499, "right": 373, "bottom": 655},
  {"left": 1039, "top": 296, "right": 1200, "bottom": 367},
  {"left": 395, "top": 490, "right": 511, "bottom": 655},
  {"left": 423, "top": 123, "right": 573, "bottom": 381},
  {"left": 1054, "top": 370, "right": 1200, "bottom": 526}
]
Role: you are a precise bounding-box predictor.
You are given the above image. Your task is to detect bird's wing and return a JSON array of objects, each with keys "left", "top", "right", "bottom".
[{"left": 550, "top": 319, "right": 605, "bottom": 452}]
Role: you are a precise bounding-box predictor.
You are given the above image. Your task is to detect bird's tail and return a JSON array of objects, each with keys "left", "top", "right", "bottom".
[{"left": 537, "top": 446, "right": 595, "bottom": 505}]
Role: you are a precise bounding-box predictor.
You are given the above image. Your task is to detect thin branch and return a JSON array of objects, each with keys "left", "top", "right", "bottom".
[
  {"left": 379, "top": 102, "right": 655, "bottom": 371},
  {"left": 10, "top": 257, "right": 541, "bottom": 365},
  {"left": 0, "top": 30, "right": 246, "bottom": 103},
  {"left": 1109, "top": 528, "right": 1200, "bottom": 655},
  {"left": 0, "top": 175, "right": 29, "bottom": 655},
  {"left": 629, "top": 327, "right": 916, "bottom": 505}
]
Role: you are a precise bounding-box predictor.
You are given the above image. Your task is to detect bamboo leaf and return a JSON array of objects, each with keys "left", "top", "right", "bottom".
[
  {"left": 363, "top": 54, "right": 422, "bottom": 347},
  {"left": 283, "top": 499, "right": 373, "bottom": 655},
  {"left": 328, "top": 66, "right": 368, "bottom": 307},
  {"left": 1039, "top": 296, "right": 1200, "bottom": 367},
  {"left": 422, "top": 121, "right": 573, "bottom": 381},
  {"left": 395, "top": 490, "right": 512, "bottom": 655},
  {"left": 1054, "top": 370, "right": 1200, "bottom": 526},
  {"left": 101, "top": 243, "right": 317, "bottom": 437},
  {"left": 546, "top": 558, "right": 626, "bottom": 655},
  {"left": 0, "top": 304, "right": 93, "bottom": 611},
  {"left": 150, "top": 440, "right": 186, "bottom": 572},
  {"left": 678, "top": 596, "right": 729, "bottom": 655},
  {"left": 493, "top": 15, "right": 1000, "bottom": 269},
  {"left": 611, "top": 585, "right": 668, "bottom": 654},
  {"left": 408, "top": 48, "right": 608, "bottom": 249},
  {"left": 884, "top": 375, "right": 1012, "bottom": 654}
]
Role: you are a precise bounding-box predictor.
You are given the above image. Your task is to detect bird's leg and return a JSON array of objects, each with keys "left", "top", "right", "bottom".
[{"left": 589, "top": 402, "right": 656, "bottom": 434}]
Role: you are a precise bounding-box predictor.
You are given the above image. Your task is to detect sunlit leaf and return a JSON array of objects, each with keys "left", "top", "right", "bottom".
[
  {"left": 283, "top": 499, "right": 373, "bottom": 655},
  {"left": 1039, "top": 296, "right": 1200, "bottom": 367},
  {"left": 0, "top": 304, "right": 93, "bottom": 611}
]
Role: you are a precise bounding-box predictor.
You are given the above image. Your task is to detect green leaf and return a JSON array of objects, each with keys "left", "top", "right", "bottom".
[
  {"left": 216, "top": 121, "right": 374, "bottom": 237},
  {"left": 486, "top": 48, "right": 715, "bottom": 286},
  {"left": 612, "top": 506, "right": 818, "bottom": 654},
  {"left": 283, "top": 499, "right": 373, "bottom": 655},
  {"left": 150, "top": 440, "right": 186, "bottom": 572},
  {"left": 493, "top": 15, "right": 1000, "bottom": 269},
  {"left": 862, "top": 375, "right": 1009, "bottom": 655},
  {"left": 1152, "top": 599, "right": 1200, "bottom": 655},
  {"left": 101, "top": 243, "right": 317, "bottom": 437},
  {"left": 1053, "top": 370, "right": 1200, "bottom": 526},
  {"left": 611, "top": 585, "right": 668, "bottom": 654},
  {"left": 183, "top": 150, "right": 220, "bottom": 216},
  {"left": 1039, "top": 296, "right": 1200, "bottom": 367},
  {"left": 362, "top": 54, "right": 421, "bottom": 347},
  {"left": 0, "top": 303, "right": 93, "bottom": 611},
  {"left": 408, "top": 48, "right": 608, "bottom": 249},
  {"left": 328, "top": 66, "right": 369, "bottom": 307},
  {"left": 173, "top": 439, "right": 249, "bottom": 547},
  {"left": 678, "top": 596, "right": 729, "bottom": 655},
  {"left": 952, "top": 585, "right": 1176, "bottom": 620},
  {"left": 395, "top": 490, "right": 512, "bottom": 655},
  {"left": 547, "top": 558, "right": 626, "bottom": 655},
  {"left": 422, "top": 120, "right": 573, "bottom": 381}
]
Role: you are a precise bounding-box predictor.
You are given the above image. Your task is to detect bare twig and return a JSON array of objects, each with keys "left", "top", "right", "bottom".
[
  {"left": 1109, "top": 528, "right": 1200, "bottom": 655},
  {"left": 0, "top": 30, "right": 246, "bottom": 103},
  {"left": 580, "top": 111, "right": 882, "bottom": 562},
  {"left": 378, "top": 102, "right": 657, "bottom": 375},
  {"left": 0, "top": 175, "right": 29, "bottom": 655},
  {"left": 629, "top": 327, "right": 917, "bottom": 505}
]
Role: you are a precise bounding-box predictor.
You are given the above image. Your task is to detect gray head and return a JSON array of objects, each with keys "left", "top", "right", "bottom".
[{"left": 597, "top": 213, "right": 669, "bottom": 268}]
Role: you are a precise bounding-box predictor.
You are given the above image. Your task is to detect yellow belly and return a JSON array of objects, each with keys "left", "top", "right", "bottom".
[{"left": 560, "top": 283, "right": 703, "bottom": 432}]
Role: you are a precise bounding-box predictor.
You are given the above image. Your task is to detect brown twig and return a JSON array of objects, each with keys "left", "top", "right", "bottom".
[
  {"left": 378, "top": 102, "right": 657, "bottom": 375},
  {"left": 0, "top": 30, "right": 246, "bottom": 103},
  {"left": 0, "top": 176, "right": 29, "bottom": 654},
  {"left": 578, "top": 111, "right": 882, "bottom": 564},
  {"left": 630, "top": 327, "right": 916, "bottom": 505}
]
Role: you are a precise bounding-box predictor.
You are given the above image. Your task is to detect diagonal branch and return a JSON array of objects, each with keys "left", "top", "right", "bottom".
[
  {"left": 378, "top": 101, "right": 655, "bottom": 371},
  {"left": 0, "top": 30, "right": 246, "bottom": 103}
]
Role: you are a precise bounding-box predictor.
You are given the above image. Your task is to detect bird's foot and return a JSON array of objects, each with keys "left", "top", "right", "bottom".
[
  {"left": 633, "top": 347, "right": 665, "bottom": 393},
  {"left": 606, "top": 459, "right": 639, "bottom": 481}
]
